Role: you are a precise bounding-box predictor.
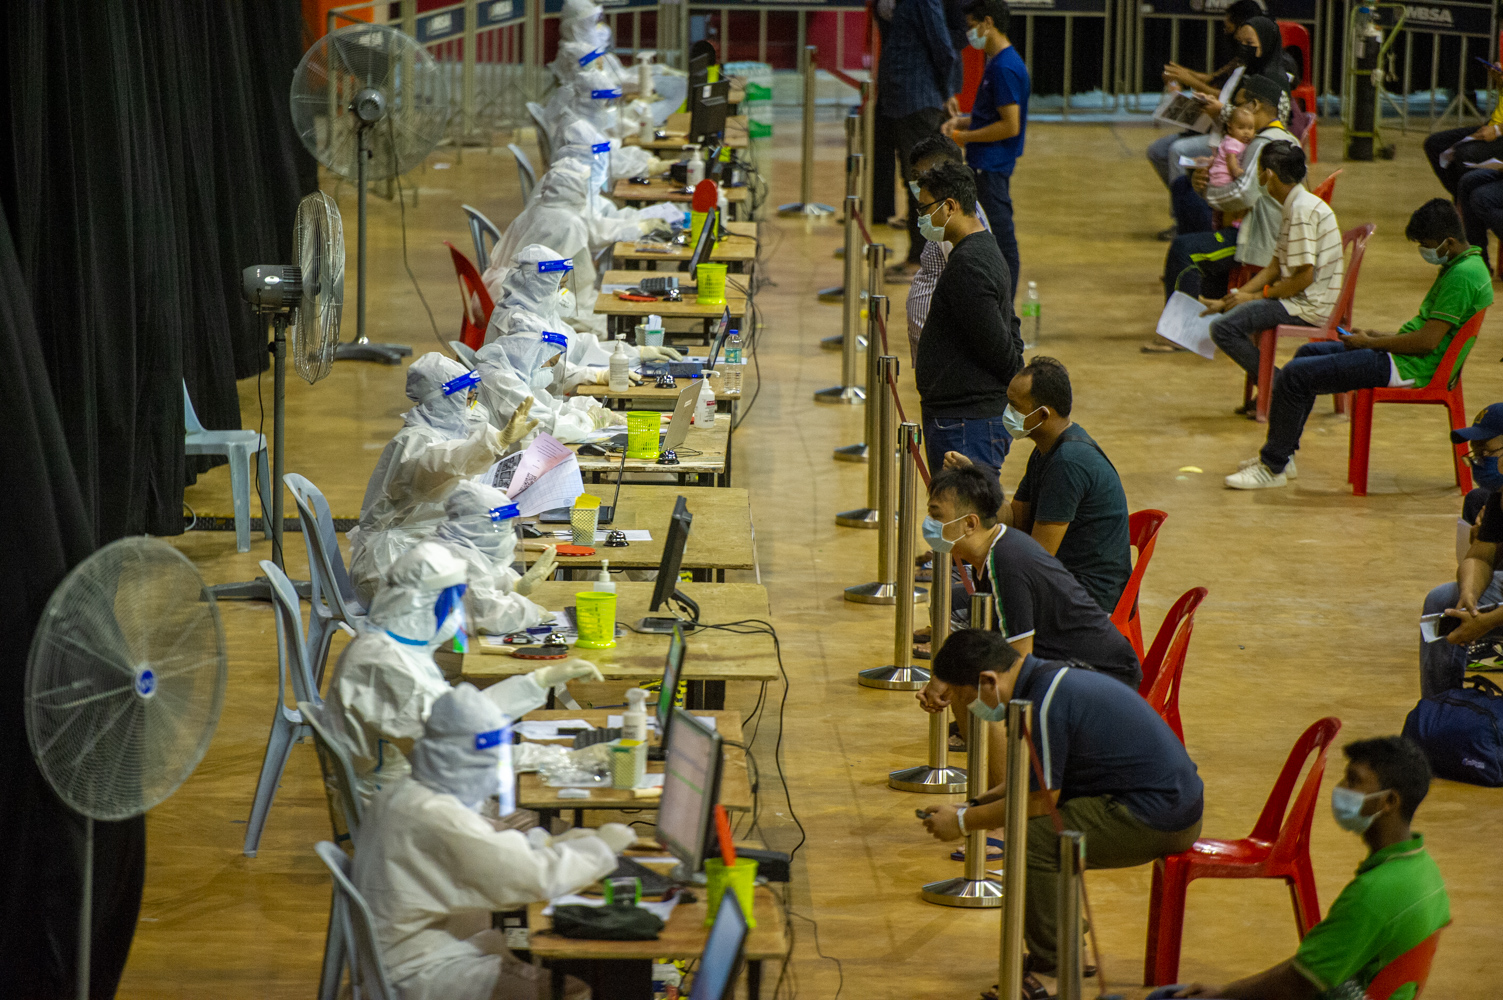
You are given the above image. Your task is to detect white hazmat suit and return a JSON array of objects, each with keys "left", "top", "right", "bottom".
[
  {"left": 474, "top": 326, "right": 614, "bottom": 445},
  {"left": 430, "top": 480, "right": 551, "bottom": 636},
  {"left": 556, "top": 119, "right": 680, "bottom": 230},
  {"left": 355, "top": 682, "right": 632, "bottom": 1000},
  {"left": 326, "top": 542, "right": 602, "bottom": 801}
]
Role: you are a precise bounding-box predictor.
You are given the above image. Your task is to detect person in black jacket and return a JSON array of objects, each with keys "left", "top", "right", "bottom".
[{"left": 913, "top": 160, "right": 1023, "bottom": 473}]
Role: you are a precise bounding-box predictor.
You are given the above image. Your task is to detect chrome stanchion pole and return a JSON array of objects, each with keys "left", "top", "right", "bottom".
[
  {"left": 860, "top": 79, "right": 876, "bottom": 225},
  {"left": 921, "top": 592, "right": 1003, "bottom": 906},
  {"left": 889, "top": 548, "right": 966, "bottom": 790},
  {"left": 835, "top": 295, "right": 885, "bottom": 527},
  {"left": 1056, "top": 831, "right": 1086, "bottom": 1000},
  {"left": 819, "top": 109, "right": 864, "bottom": 309},
  {"left": 834, "top": 247, "right": 884, "bottom": 461},
  {"left": 860, "top": 422, "right": 929, "bottom": 689},
  {"left": 999, "top": 698, "right": 1032, "bottom": 999},
  {"left": 778, "top": 45, "right": 833, "bottom": 216},
  {"left": 814, "top": 190, "right": 866, "bottom": 404},
  {"left": 846, "top": 356, "right": 903, "bottom": 603}
]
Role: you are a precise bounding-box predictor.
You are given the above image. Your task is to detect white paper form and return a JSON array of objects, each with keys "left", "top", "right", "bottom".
[
  {"left": 505, "top": 433, "right": 573, "bottom": 495},
  {"left": 1156, "top": 292, "right": 1218, "bottom": 359},
  {"left": 1152, "top": 89, "right": 1213, "bottom": 133}
]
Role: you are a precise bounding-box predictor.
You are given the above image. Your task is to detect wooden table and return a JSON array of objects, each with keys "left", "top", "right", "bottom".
[
  {"left": 623, "top": 112, "right": 750, "bottom": 150},
  {"left": 595, "top": 270, "right": 747, "bottom": 341},
  {"left": 611, "top": 177, "right": 751, "bottom": 216},
  {"left": 528, "top": 884, "right": 786, "bottom": 1000},
  {"left": 515, "top": 708, "right": 751, "bottom": 817},
  {"left": 459, "top": 582, "right": 777, "bottom": 708},
  {"left": 612, "top": 221, "right": 758, "bottom": 272},
  {"left": 573, "top": 420, "right": 731, "bottom": 487},
  {"left": 574, "top": 370, "right": 741, "bottom": 408}
]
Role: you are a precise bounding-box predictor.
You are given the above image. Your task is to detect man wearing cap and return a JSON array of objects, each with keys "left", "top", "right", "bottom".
[
  {"left": 1224, "top": 197, "right": 1492, "bottom": 490},
  {"left": 1422, "top": 405, "right": 1503, "bottom": 696}
]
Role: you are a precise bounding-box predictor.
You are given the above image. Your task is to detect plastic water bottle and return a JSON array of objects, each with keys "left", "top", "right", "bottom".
[
  {"left": 694, "top": 377, "right": 716, "bottom": 428},
  {"left": 1021, "top": 281, "right": 1041, "bottom": 350},
  {"left": 724, "top": 328, "right": 743, "bottom": 364},
  {"left": 609, "top": 338, "right": 630, "bottom": 392}
]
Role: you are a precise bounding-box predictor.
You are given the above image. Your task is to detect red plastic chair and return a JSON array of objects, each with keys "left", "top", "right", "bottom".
[
  {"left": 1111, "top": 510, "right": 1168, "bottom": 661},
  {"left": 1137, "top": 587, "right": 1208, "bottom": 743},
  {"left": 1348, "top": 309, "right": 1488, "bottom": 496},
  {"left": 1279, "top": 21, "right": 1319, "bottom": 163},
  {"left": 1311, "top": 169, "right": 1342, "bottom": 206},
  {"left": 444, "top": 241, "right": 493, "bottom": 351},
  {"left": 1364, "top": 926, "right": 1446, "bottom": 999},
  {"left": 1143, "top": 716, "right": 1343, "bottom": 987},
  {"left": 1244, "top": 224, "right": 1374, "bottom": 423}
]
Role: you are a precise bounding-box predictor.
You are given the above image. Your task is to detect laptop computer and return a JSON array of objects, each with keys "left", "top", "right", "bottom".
[
  {"left": 597, "top": 379, "right": 701, "bottom": 453},
  {"left": 688, "top": 893, "right": 750, "bottom": 1000},
  {"left": 638, "top": 306, "right": 731, "bottom": 379},
  {"left": 538, "top": 448, "right": 627, "bottom": 524}
]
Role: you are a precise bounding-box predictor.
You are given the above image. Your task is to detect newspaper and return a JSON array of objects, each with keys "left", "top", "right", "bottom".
[{"left": 1152, "top": 88, "right": 1214, "bottom": 134}]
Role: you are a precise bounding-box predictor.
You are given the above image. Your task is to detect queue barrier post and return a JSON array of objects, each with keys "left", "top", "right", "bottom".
[
  {"left": 889, "top": 547, "right": 966, "bottom": 791},
  {"left": 834, "top": 246, "right": 885, "bottom": 463},
  {"left": 814, "top": 191, "right": 866, "bottom": 405},
  {"left": 859, "top": 421, "right": 929, "bottom": 689},
  {"left": 845, "top": 356, "right": 905, "bottom": 603},
  {"left": 777, "top": 45, "right": 834, "bottom": 217},
  {"left": 999, "top": 699, "right": 1032, "bottom": 999},
  {"left": 835, "top": 295, "right": 886, "bottom": 528},
  {"left": 819, "top": 107, "right": 866, "bottom": 317},
  {"left": 1056, "top": 830, "right": 1087, "bottom": 1000}
]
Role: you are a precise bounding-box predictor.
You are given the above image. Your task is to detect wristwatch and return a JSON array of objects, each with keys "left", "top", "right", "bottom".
[{"left": 955, "top": 806, "right": 969, "bottom": 837}]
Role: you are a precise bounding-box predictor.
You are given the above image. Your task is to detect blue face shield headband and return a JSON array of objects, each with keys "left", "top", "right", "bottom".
[
  {"left": 489, "top": 503, "right": 520, "bottom": 522},
  {"left": 537, "top": 258, "right": 574, "bottom": 274},
  {"left": 541, "top": 331, "right": 569, "bottom": 349},
  {"left": 591, "top": 88, "right": 623, "bottom": 100},
  {"left": 592, "top": 141, "right": 613, "bottom": 154},
  {"left": 474, "top": 727, "right": 506, "bottom": 750},
  {"left": 434, "top": 583, "right": 469, "bottom": 652},
  {"left": 442, "top": 370, "right": 481, "bottom": 395},
  {"left": 580, "top": 48, "right": 605, "bottom": 66}
]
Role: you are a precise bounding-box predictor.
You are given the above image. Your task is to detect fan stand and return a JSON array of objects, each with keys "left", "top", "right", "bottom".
[
  {"left": 76, "top": 815, "right": 92, "bottom": 1000},
  {"left": 334, "top": 120, "right": 412, "bottom": 366}
]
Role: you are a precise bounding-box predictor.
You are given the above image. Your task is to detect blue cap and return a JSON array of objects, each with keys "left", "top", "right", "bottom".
[
  {"left": 591, "top": 88, "right": 623, "bottom": 99},
  {"left": 537, "top": 258, "right": 574, "bottom": 273},
  {"left": 592, "top": 141, "right": 613, "bottom": 154},
  {"left": 579, "top": 48, "right": 605, "bottom": 65},
  {"left": 489, "top": 503, "right": 520, "bottom": 521},
  {"left": 441, "top": 370, "right": 482, "bottom": 395},
  {"left": 541, "top": 331, "right": 569, "bottom": 348},
  {"left": 474, "top": 728, "right": 505, "bottom": 750},
  {"left": 1454, "top": 403, "right": 1503, "bottom": 443}
]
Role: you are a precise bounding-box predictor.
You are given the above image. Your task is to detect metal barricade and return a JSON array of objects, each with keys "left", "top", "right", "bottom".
[
  {"left": 835, "top": 294, "right": 884, "bottom": 528},
  {"left": 777, "top": 45, "right": 834, "bottom": 216},
  {"left": 999, "top": 699, "right": 1032, "bottom": 1000},
  {"left": 845, "top": 356, "right": 905, "bottom": 604},
  {"left": 834, "top": 248, "right": 884, "bottom": 462},
  {"left": 814, "top": 190, "right": 866, "bottom": 405},
  {"left": 889, "top": 548, "right": 966, "bottom": 792},
  {"left": 859, "top": 422, "right": 929, "bottom": 689}
]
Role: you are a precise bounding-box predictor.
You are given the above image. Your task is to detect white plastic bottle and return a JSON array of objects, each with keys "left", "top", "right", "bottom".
[
  {"left": 694, "top": 377, "right": 716, "bottom": 428},
  {"left": 609, "top": 338, "right": 630, "bottom": 392},
  {"left": 594, "top": 560, "right": 615, "bottom": 593},
  {"left": 686, "top": 145, "right": 705, "bottom": 186},
  {"left": 623, "top": 687, "right": 649, "bottom": 743},
  {"left": 1021, "top": 281, "right": 1041, "bottom": 350},
  {"left": 723, "top": 328, "right": 743, "bottom": 364}
]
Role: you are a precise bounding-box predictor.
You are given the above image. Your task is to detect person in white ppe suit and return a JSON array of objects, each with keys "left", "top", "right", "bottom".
[
  {"left": 351, "top": 353, "right": 535, "bottom": 570},
  {"left": 431, "top": 480, "right": 553, "bottom": 636},
  {"left": 355, "top": 682, "right": 634, "bottom": 1000},
  {"left": 556, "top": 119, "right": 680, "bottom": 227},
  {"left": 474, "top": 326, "right": 618, "bottom": 445},
  {"left": 327, "top": 542, "right": 601, "bottom": 802}
]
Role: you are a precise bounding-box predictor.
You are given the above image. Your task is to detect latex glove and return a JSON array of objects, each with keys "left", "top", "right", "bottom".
[
  {"left": 526, "top": 826, "right": 555, "bottom": 850},
  {"left": 514, "top": 546, "right": 557, "bottom": 595},
  {"left": 637, "top": 200, "right": 685, "bottom": 223},
  {"left": 637, "top": 344, "right": 682, "bottom": 361},
  {"left": 589, "top": 368, "right": 613, "bottom": 385},
  {"left": 589, "top": 406, "right": 627, "bottom": 428},
  {"left": 593, "top": 822, "right": 637, "bottom": 854},
  {"left": 644, "top": 156, "right": 667, "bottom": 175},
  {"left": 638, "top": 219, "right": 673, "bottom": 239},
  {"left": 530, "top": 656, "right": 606, "bottom": 689},
  {"left": 499, "top": 396, "right": 539, "bottom": 447},
  {"left": 629, "top": 371, "right": 645, "bottom": 385}
]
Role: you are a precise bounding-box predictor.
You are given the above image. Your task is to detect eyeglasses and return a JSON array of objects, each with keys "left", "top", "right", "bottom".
[
  {"left": 1467, "top": 442, "right": 1503, "bottom": 462},
  {"left": 914, "top": 197, "right": 950, "bottom": 215}
]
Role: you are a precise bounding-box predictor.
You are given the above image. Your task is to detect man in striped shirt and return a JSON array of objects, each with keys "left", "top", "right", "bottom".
[
  {"left": 904, "top": 134, "right": 991, "bottom": 364},
  {"left": 1201, "top": 141, "right": 1342, "bottom": 399}
]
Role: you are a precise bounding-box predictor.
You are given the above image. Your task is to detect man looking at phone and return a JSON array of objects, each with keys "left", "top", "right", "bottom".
[{"left": 1224, "top": 198, "right": 1491, "bottom": 489}]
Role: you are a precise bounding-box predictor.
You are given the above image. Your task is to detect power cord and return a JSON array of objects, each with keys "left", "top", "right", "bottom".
[{"left": 387, "top": 119, "right": 447, "bottom": 350}]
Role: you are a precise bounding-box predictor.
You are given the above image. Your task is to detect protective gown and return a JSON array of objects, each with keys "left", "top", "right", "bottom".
[
  {"left": 354, "top": 683, "right": 632, "bottom": 1000},
  {"left": 430, "top": 480, "right": 548, "bottom": 636},
  {"left": 555, "top": 119, "right": 680, "bottom": 231},
  {"left": 474, "top": 326, "right": 613, "bottom": 445}
]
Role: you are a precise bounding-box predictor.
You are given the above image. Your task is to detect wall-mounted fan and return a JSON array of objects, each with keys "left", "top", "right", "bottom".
[{"left": 290, "top": 22, "right": 451, "bottom": 364}]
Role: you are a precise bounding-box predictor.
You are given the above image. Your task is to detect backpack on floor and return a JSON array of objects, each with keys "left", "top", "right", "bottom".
[{"left": 1402, "top": 675, "right": 1503, "bottom": 786}]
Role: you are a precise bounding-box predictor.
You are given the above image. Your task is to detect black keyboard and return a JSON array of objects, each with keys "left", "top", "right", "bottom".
[
  {"left": 610, "top": 856, "right": 677, "bottom": 896},
  {"left": 573, "top": 727, "right": 623, "bottom": 749}
]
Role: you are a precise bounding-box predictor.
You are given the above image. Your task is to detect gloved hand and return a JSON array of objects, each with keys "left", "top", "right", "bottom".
[
  {"left": 589, "top": 406, "right": 627, "bottom": 428},
  {"left": 514, "top": 546, "right": 557, "bottom": 595},
  {"left": 500, "top": 397, "right": 539, "bottom": 447},
  {"left": 637, "top": 200, "right": 685, "bottom": 223},
  {"left": 638, "top": 219, "right": 673, "bottom": 239},
  {"left": 590, "top": 368, "right": 612, "bottom": 385},
  {"left": 526, "top": 826, "right": 555, "bottom": 850},
  {"left": 530, "top": 656, "right": 605, "bottom": 689},
  {"left": 644, "top": 156, "right": 667, "bottom": 175},
  {"left": 637, "top": 345, "right": 682, "bottom": 361},
  {"left": 593, "top": 822, "right": 637, "bottom": 854}
]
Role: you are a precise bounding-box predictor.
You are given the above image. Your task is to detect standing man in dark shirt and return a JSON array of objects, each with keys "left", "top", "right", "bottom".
[
  {"left": 877, "top": 0, "right": 957, "bottom": 281},
  {"left": 917, "top": 630, "right": 1203, "bottom": 995},
  {"left": 914, "top": 161, "right": 1022, "bottom": 473}
]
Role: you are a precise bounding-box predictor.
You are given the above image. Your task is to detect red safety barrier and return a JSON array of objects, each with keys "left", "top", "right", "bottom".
[{"left": 852, "top": 204, "right": 874, "bottom": 248}]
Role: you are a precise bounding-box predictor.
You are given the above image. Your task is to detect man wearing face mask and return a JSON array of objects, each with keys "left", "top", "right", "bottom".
[
  {"left": 326, "top": 542, "right": 605, "bottom": 802},
  {"left": 922, "top": 466, "right": 1141, "bottom": 687},
  {"left": 903, "top": 135, "right": 992, "bottom": 366},
  {"left": 354, "top": 682, "right": 631, "bottom": 1000},
  {"left": 1225, "top": 197, "right": 1491, "bottom": 490},
  {"left": 1154, "top": 736, "right": 1447, "bottom": 1000},
  {"left": 913, "top": 161, "right": 1022, "bottom": 474},
  {"left": 916, "top": 630, "right": 1202, "bottom": 998}
]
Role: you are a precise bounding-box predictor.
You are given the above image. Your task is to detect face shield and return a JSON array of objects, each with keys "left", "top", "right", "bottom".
[
  {"left": 435, "top": 480, "right": 520, "bottom": 565},
  {"left": 408, "top": 682, "right": 515, "bottom": 813},
  {"left": 404, "top": 353, "right": 474, "bottom": 433},
  {"left": 367, "top": 540, "right": 470, "bottom": 647}
]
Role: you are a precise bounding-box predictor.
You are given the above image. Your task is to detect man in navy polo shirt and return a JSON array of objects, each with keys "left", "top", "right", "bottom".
[
  {"left": 942, "top": 0, "right": 1029, "bottom": 297},
  {"left": 917, "top": 630, "right": 1203, "bottom": 996}
]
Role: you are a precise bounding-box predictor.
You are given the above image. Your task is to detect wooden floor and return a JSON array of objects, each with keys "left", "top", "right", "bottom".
[{"left": 125, "top": 116, "right": 1503, "bottom": 998}]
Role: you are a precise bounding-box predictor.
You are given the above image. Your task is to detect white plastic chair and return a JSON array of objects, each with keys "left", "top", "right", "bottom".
[
  {"left": 461, "top": 203, "right": 504, "bottom": 268},
  {"left": 449, "top": 341, "right": 478, "bottom": 369},
  {"left": 183, "top": 381, "right": 272, "bottom": 552},
  {"left": 284, "top": 473, "right": 367, "bottom": 687},
  {"left": 316, "top": 841, "right": 398, "bottom": 1000},
  {"left": 304, "top": 705, "right": 365, "bottom": 1000},
  {"left": 526, "top": 102, "right": 552, "bottom": 166},
  {"left": 244, "top": 559, "right": 321, "bottom": 857},
  {"left": 505, "top": 144, "right": 537, "bottom": 202}
]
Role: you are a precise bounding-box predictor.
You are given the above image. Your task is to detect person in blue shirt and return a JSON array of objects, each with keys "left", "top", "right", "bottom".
[{"left": 942, "top": 0, "right": 1029, "bottom": 298}]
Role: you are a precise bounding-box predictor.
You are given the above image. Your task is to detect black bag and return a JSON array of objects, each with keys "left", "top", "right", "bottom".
[
  {"left": 1402, "top": 675, "right": 1503, "bottom": 786},
  {"left": 549, "top": 903, "right": 664, "bottom": 940}
]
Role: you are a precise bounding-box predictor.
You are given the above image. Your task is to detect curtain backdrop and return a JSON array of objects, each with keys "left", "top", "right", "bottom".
[{"left": 0, "top": 2, "right": 312, "bottom": 995}]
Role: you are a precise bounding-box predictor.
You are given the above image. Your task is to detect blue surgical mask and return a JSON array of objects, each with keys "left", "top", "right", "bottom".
[
  {"left": 918, "top": 206, "right": 948, "bottom": 243},
  {"left": 1472, "top": 454, "right": 1503, "bottom": 490},
  {"left": 921, "top": 514, "right": 969, "bottom": 554},
  {"left": 1002, "top": 403, "right": 1043, "bottom": 440},
  {"left": 1331, "top": 785, "right": 1386, "bottom": 833},
  {"left": 908, "top": 180, "right": 921, "bottom": 199},
  {"left": 967, "top": 26, "right": 987, "bottom": 49},
  {"left": 1418, "top": 245, "right": 1447, "bottom": 266},
  {"left": 968, "top": 694, "right": 1007, "bottom": 722}
]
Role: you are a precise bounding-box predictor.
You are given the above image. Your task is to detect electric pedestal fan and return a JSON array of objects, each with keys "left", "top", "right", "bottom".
[
  {"left": 211, "top": 190, "right": 343, "bottom": 601},
  {"left": 291, "top": 22, "right": 451, "bottom": 365},
  {"left": 26, "top": 537, "right": 228, "bottom": 1000}
]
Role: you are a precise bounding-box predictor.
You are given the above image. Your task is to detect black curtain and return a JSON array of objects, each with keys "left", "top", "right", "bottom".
[{"left": 0, "top": 2, "right": 312, "bottom": 995}]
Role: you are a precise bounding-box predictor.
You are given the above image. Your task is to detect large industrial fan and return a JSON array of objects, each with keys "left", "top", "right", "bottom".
[
  {"left": 26, "top": 537, "right": 228, "bottom": 1000},
  {"left": 290, "top": 22, "right": 451, "bottom": 364}
]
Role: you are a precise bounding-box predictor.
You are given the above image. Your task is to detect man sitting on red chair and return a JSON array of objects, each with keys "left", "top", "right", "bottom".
[
  {"left": 1153, "top": 736, "right": 1449, "bottom": 1000},
  {"left": 1225, "top": 199, "right": 1493, "bottom": 489}
]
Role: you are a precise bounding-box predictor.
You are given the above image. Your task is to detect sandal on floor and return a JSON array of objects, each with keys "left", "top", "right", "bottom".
[
  {"left": 916, "top": 567, "right": 933, "bottom": 582},
  {"left": 979, "top": 975, "right": 1052, "bottom": 1000},
  {"left": 948, "top": 719, "right": 966, "bottom": 750},
  {"left": 913, "top": 641, "right": 931, "bottom": 661},
  {"left": 912, "top": 627, "right": 932, "bottom": 643},
  {"left": 950, "top": 836, "right": 1005, "bottom": 861},
  {"left": 1140, "top": 339, "right": 1184, "bottom": 353}
]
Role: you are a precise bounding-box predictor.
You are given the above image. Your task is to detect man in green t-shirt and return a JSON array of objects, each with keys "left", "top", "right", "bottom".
[
  {"left": 1226, "top": 198, "right": 1493, "bottom": 490},
  {"left": 1155, "top": 736, "right": 1449, "bottom": 1000}
]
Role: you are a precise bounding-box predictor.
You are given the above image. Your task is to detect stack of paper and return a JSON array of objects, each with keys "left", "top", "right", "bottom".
[
  {"left": 497, "top": 433, "right": 586, "bottom": 516},
  {"left": 1156, "top": 292, "right": 1218, "bottom": 359}
]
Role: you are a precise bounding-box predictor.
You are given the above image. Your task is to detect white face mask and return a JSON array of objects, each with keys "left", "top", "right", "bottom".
[
  {"left": 967, "top": 26, "right": 987, "bottom": 49},
  {"left": 1418, "top": 245, "right": 1447, "bottom": 266},
  {"left": 530, "top": 369, "right": 554, "bottom": 391},
  {"left": 918, "top": 201, "right": 949, "bottom": 243}
]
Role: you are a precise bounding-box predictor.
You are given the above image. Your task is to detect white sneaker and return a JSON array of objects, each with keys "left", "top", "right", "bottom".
[
  {"left": 1238, "top": 455, "right": 1296, "bottom": 479},
  {"left": 1225, "top": 462, "right": 1288, "bottom": 490}
]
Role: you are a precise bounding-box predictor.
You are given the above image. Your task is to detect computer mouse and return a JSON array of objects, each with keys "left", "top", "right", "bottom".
[{"left": 579, "top": 443, "right": 609, "bottom": 456}]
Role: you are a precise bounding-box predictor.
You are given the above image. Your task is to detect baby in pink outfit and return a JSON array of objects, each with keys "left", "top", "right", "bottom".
[{"left": 1208, "top": 105, "right": 1258, "bottom": 187}]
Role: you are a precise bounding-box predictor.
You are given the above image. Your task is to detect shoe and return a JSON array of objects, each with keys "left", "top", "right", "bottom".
[
  {"left": 1156, "top": 224, "right": 1178, "bottom": 241},
  {"left": 1225, "top": 462, "right": 1287, "bottom": 489},
  {"left": 1239, "top": 455, "right": 1296, "bottom": 479}
]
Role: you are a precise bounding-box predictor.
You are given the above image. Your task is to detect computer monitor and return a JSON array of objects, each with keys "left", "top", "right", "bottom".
[
  {"left": 655, "top": 708, "right": 723, "bottom": 878},
  {"left": 688, "top": 893, "right": 750, "bottom": 1000},
  {"left": 639, "top": 495, "right": 699, "bottom": 632},
  {"left": 689, "top": 80, "right": 730, "bottom": 145},
  {"left": 679, "top": 207, "right": 718, "bottom": 276},
  {"left": 688, "top": 51, "right": 712, "bottom": 91},
  {"left": 705, "top": 306, "right": 731, "bottom": 367},
  {"left": 656, "top": 625, "right": 687, "bottom": 750}
]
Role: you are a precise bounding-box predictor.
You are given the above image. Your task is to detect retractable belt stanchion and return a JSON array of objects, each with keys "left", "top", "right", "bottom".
[
  {"left": 859, "top": 421, "right": 929, "bottom": 689},
  {"left": 889, "top": 547, "right": 965, "bottom": 791},
  {"left": 1056, "top": 831, "right": 1087, "bottom": 1000},
  {"left": 836, "top": 296, "right": 885, "bottom": 527},
  {"left": 834, "top": 246, "right": 884, "bottom": 463},
  {"left": 814, "top": 189, "right": 866, "bottom": 405},
  {"left": 846, "top": 356, "right": 900, "bottom": 602},
  {"left": 999, "top": 698, "right": 1032, "bottom": 999},
  {"left": 921, "top": 592, "right": 1003, "bottom": 907},
  {"left": 860, "top": 78, "right": 875, "bottom": 226},
  {"left": 778, "top": 45, "right": 833, "bottom": 217},
  {"left": 820, "top": 109, "right": 864, "bottom": 308}
]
